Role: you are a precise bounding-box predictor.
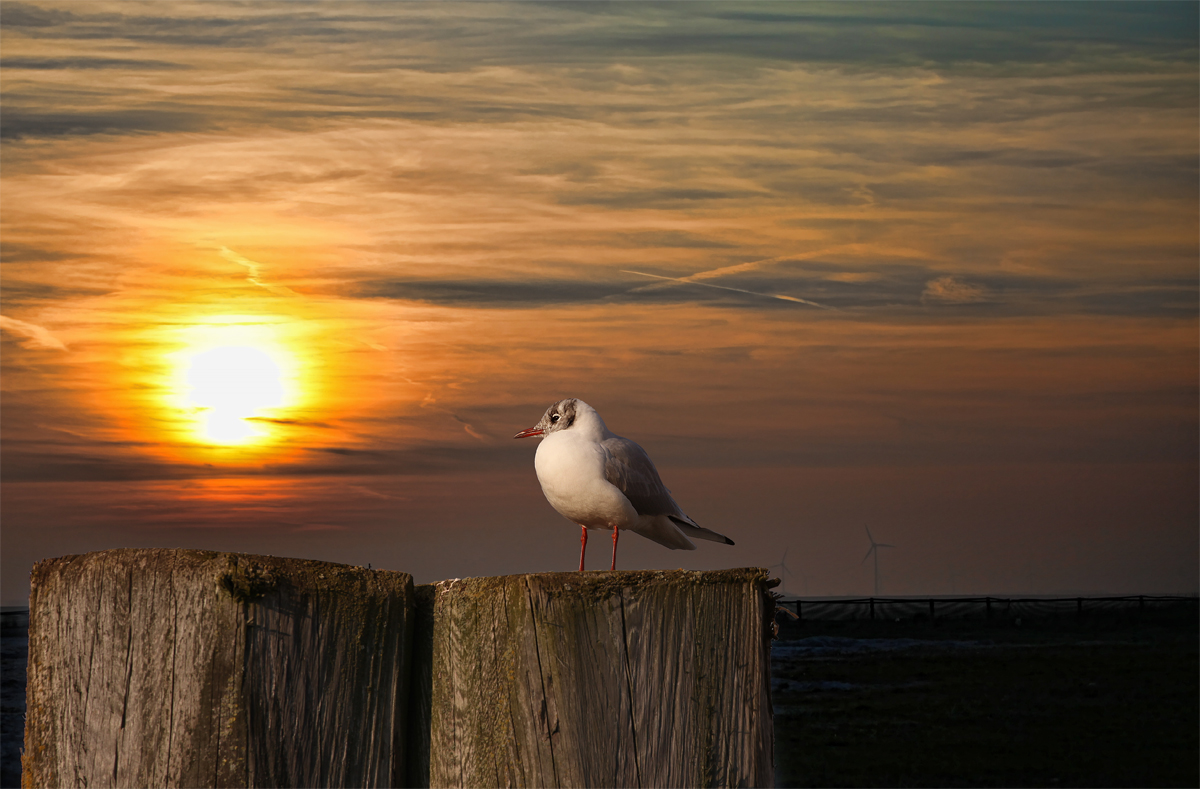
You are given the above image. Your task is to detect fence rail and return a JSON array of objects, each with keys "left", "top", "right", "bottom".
[{"left": 779, "top": 594, "right": 1199, "bottom": 622}]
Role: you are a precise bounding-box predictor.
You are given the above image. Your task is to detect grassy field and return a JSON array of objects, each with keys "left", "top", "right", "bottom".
[{"left": 771, "top": 610, "right": 1199, "bottom": 788}]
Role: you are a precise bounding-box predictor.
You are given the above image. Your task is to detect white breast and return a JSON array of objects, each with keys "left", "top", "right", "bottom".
[{"left": 534, "top": 431, "right": 637, "bottom": 529}]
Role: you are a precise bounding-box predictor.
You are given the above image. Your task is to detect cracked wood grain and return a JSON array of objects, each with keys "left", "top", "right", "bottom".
[
  {"left": 22, "top": 549, "right": 414, "bottom": 789},
  {"left": 416, "top": 568, "right": 774, "bottom": 789},
  {"left": 24, "top": 553, "right": 770, "bottom": 788}
]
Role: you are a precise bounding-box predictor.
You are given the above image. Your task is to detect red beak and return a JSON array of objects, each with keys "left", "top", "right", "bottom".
[{"left": 513, "top": 426, "right": 544, "bottom": 439}]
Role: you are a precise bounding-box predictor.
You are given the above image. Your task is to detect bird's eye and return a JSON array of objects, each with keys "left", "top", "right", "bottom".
[{"left": 550, "top": 414, "right": 560, "bottom": 423}]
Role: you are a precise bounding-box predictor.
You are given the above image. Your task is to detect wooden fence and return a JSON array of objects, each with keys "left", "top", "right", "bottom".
[{"left": 781, "top": 594, "right": 1199, "bottom": 622}]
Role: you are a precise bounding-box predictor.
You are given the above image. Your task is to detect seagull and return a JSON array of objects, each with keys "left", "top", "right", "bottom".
[{"left": 514, "top": 398, "right": 734, "bottom": 571}]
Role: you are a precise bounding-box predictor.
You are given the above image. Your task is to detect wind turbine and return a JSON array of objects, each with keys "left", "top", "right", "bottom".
[
  {"left": 861, "top": 525, "right": 895, "bottom": 595},
  {"left": 768, "top": 549, "right": 800, "bottom": 597}
]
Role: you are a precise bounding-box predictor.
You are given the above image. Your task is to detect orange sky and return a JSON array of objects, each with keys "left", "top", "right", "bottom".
[{"left": 2, "top": 2, "right": 1197, "bottom": 603}]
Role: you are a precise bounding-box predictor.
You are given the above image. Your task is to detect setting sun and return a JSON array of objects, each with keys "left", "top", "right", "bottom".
[
  {"left": 186, "top": 345, "right": 284, "bottom": 443},
  {"left": 165, "top": 317, "right": 304, "bottom": 447}
]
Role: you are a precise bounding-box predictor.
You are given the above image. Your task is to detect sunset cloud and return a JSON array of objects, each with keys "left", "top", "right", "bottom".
[
  {"left": 921, "top": 276, "right": 987, "bottom": 305},
  {"left": 0, "top": 314, "right": 68, "bottom": 350}
]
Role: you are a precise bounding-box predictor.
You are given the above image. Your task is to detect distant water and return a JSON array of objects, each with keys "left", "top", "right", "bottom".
[{"left": 1, "top": 611, "right": 27, "bottom": 789}]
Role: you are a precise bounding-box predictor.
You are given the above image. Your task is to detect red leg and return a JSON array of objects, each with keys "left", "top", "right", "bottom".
[
  {"left": 610, "top": 526, "right": 619, "bottom": 571},
  {"left": 579, "top": 525, "right": 587, "bottom": 572}
]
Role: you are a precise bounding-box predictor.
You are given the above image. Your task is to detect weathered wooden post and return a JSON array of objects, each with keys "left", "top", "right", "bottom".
[
  {"left": 22, "top": 549, "right": 414, "bottom": 789},
  {"left": 408, "top": 568, "right": 774, "bottom": 788}
]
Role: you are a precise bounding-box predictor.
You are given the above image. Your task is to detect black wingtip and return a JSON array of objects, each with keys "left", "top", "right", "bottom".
[{"left": 725, "top": 537, "right": 735, "bottom": 545}]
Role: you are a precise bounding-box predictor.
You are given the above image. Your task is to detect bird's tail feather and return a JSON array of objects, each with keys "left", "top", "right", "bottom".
[
  {"left": 669, "top": 516, "right": 735, "bottom": 545},
  {"left": 631, "top": 517, "right": 696, "bottom": 550}
]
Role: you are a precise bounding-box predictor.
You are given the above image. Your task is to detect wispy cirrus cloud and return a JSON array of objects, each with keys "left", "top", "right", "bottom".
[
  {"left": 0, "top": 314, "right": 68, "bottom": 350},
  {"left": 922, "top": 276, "right": 987, "bottom": 305}
]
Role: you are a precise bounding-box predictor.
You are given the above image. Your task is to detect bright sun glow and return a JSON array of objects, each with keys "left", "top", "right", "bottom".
[
  {"left": 187, "top": 345, "right": 284, "bottom": 442},
  {"left": 169, "top": 318, "right": 302, "bottom": 447}
]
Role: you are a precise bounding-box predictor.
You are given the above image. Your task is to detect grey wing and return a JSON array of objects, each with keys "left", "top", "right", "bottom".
[
  {"left": 602, "top": 435, "right": 736, "bottom": 548},
  {"left": 600, "top": 436, "right": 682, "bottom": 517}
]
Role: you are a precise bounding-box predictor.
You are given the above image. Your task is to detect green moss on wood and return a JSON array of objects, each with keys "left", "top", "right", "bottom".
[{"left": 216, "top": 556, "right": 279, "bottom": 602}]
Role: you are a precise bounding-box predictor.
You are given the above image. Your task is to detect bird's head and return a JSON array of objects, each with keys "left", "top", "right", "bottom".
[{"left": 514, "top": 398, "right": 587, "bottom": 439}]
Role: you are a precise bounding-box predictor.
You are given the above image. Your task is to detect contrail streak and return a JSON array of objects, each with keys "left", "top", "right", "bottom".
[
  {"left": 620, "top": 270, "right": 832, "bottom": 309},
  {"left": 220, "top": 247, "right": 297, "bottom": 296},
  {"left": 674, "top": 254, "right": 796, "bottom": 283}
]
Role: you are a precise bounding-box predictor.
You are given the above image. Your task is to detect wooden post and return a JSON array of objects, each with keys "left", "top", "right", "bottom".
[
  {"left": 409, "top": 568, "right": 774, "bottom": 788},
  {"left": 23, "top": 549, "right": 414, "bottom": 789}
]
